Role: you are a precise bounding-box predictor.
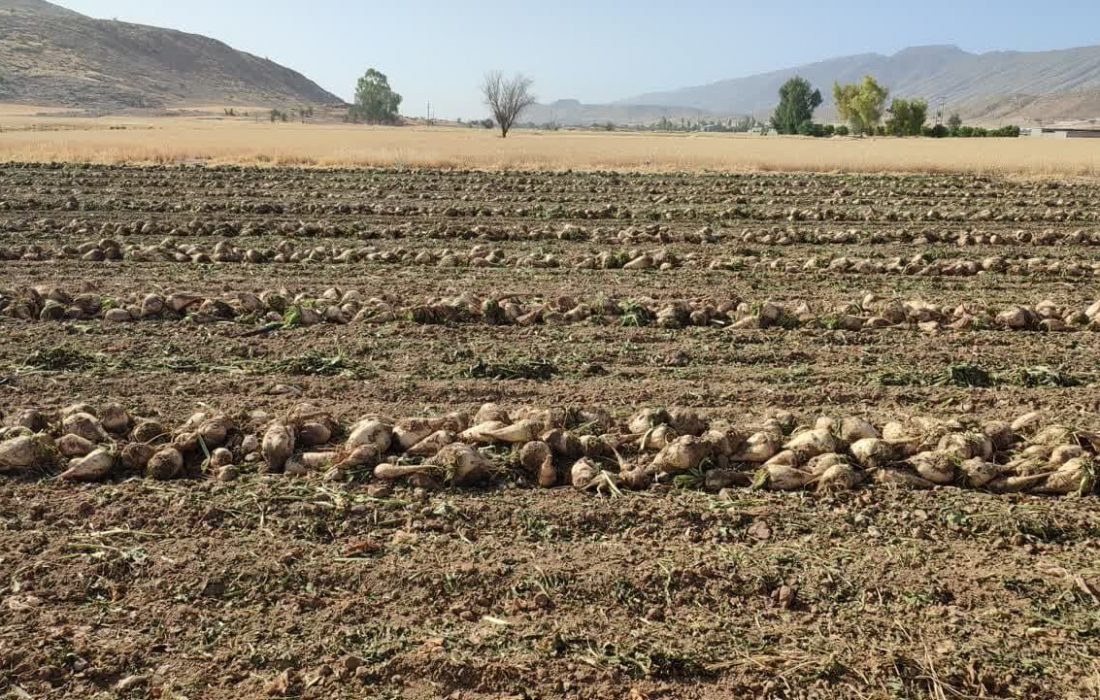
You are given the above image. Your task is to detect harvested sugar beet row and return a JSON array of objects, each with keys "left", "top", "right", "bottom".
[
  {"left": 3, "top": 165, "right": 1099, "bottom": 219},
  {"left": 0, "top": 403, "right": 1096, "bottom": 498},
  {"left": 5, "top": 239, "right": 1100, "bottom": 278},
  {"left": 13, "top": 217, "right": 1100, "bottom": 247},
  {"left": 4, "top": 286, "right": 1100, "bottom": 334}
]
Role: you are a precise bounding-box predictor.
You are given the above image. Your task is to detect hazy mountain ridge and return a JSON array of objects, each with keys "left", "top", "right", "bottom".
[
  {"left": 520, "top": 99, "right": 720, "bottom": 127},
  {"left": 619, "top": 44, "right": 1100, "bottom": 125},
  {"left": 0, "top": 0, "right": 342, "bottom": 109}
]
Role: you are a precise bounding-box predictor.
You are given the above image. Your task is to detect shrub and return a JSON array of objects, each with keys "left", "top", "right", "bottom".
[
  {"left": 991, "top": 125, "right": 1021, "bottom": 137},
  {"left": 947, "top": 123, "right": 1018, "bottom": 138}
]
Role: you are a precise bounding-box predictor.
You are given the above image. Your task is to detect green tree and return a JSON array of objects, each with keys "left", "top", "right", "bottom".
[
  {"left": 886, "top": 99, "right": 910, "bottom": 136},
  {"left": 833, "top": 76, "right": 889, "bottom": 135},
  {"left": 770, "top": 76, "right": 822, "bottom": 135},
  {"left": 886, "top": 98, "right": 928, "bottom": 136},
  {"left": 906, "top": 99, "right": 928, "bottom": 135},
  {"left": 833, "top": 83, "right": 862, "bottom": 133},
  {"left": 351, "top": 69, "right": 402, "bottom": 124},
  {"left": 947, "top": 112, "right": 963, "bottom": 135}
]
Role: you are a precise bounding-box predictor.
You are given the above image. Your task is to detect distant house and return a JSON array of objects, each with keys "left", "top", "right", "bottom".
[{"left": 1025, "top": 127, "right": 1100, "bottom": 139}]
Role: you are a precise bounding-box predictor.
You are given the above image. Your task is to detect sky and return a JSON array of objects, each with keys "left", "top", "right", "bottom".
[{"left": 55, "top": 0, "right": 1100, "bottom": 120}]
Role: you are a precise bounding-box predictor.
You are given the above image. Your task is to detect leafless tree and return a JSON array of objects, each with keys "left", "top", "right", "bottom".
[{"left": 481, "top": 71, "right": 536, "bottom": 138}]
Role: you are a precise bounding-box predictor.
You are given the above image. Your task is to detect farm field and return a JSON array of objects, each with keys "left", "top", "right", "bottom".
[
  {"left": 2, "top": 110, "right": 1100, "bottom": 175},
  {"left": 1, "top": 164, "right": 1100, "bottom": 699}
]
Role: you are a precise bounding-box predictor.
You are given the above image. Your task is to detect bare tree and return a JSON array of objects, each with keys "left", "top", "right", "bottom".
[{"left": 481, "top": 71, "right": 536, "bottom": 138}]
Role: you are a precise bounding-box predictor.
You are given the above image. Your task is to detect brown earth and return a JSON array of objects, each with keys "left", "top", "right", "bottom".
[{"left": 1, "top": 165, "right": 1099, "bottom": 699}]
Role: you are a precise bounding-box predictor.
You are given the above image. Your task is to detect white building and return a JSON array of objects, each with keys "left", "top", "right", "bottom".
[{"left": 1025, "top": 127, "right": 1100, "bottom": 138}]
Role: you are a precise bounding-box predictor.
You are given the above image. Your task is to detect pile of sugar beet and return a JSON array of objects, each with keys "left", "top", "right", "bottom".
[{"left": 0, "top": 402, "right": 1095, "bottom": 497}]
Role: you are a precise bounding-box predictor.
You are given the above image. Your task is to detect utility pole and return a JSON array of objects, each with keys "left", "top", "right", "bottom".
[{"left": 935, "top": 97, "right": 946, "bottom": 126}]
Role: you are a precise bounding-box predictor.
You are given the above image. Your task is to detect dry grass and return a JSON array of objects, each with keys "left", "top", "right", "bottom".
[{"left": 2, "top": 109, "right": 1099, "bottom": 175}]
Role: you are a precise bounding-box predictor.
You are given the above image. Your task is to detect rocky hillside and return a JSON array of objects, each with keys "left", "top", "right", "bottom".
[{"left": 0, "top": 0, "right": 342, "bottom": 109}]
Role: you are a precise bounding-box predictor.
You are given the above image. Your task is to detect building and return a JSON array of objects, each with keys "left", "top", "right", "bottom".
[{"left": 1025, "top": 127, "right": 1100, "bottom": 139}]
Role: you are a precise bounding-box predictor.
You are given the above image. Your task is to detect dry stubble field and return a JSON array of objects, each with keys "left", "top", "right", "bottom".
[
  {"left": 1, "top": 163, "right": 1100, "bottom": 700},
  {"left": 1, "top": 108, "right": 1100, "bottom": 175}
]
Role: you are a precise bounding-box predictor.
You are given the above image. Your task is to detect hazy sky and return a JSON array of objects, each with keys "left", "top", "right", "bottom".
[{"left": 55, "top": 0, "right": 1100, "bottom": 119}]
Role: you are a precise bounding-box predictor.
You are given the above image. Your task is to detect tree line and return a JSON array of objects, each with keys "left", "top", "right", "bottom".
[
  {"left": 344, "top": 68, "right": 536, "bottom": 138},
  {"left": 300, "top": 67, "right": 1020, "bottom": 139},
  {"left": 772, "top": 75, "right": 1019, "bottom": 138}
]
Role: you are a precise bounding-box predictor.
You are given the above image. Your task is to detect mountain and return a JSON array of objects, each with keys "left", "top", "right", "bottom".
[
  {"left": 0, "top": 0, "right": 342, "bottom": 109},
  {"left": 3, "top": 0, "right": 76, "bottom": 16},
  {"left": 521, "top": 99, "right": 719, "bottom": 127},
  {"left": 619, "top": 45, "right": 1100, "bottom": 125}
]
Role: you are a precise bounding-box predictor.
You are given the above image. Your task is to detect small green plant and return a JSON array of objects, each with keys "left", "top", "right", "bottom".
[
  {"left": 272, "top": 351, "right": 364, "bottom": 378},
  {"left": 877, "top": 370, "right": 924, "bottom": 386},
  {"left": 672, "top": 465, "right": 708, "bottom": 491},
  {"left": 481, "top": 298, "right": 506, "bottom": 325},
  {"left": 281, "top": 306, "right": 303, "bottom": 329},
  {"left": 619, "top": 300, "right": 653, "bottom": 327},
  {"left": 1074, "top": 457, "right": 1097, "bottom": 496},
  {"left": 938, "top": 362, "right": 993, "bottom": 388},
  {"left": 466, "top": 358, "right": 558, "bottom": 381},
  {"left": 1014, "top": 365, "right": 1079, "bottom": 388},
  {"left": 21, "top": 346, "right": 96, "bottom": 372}
]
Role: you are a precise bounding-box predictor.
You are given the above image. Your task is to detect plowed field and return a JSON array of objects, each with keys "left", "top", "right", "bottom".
[{"left": 1, "top": 165, "right": 1098, "bottom": 699}]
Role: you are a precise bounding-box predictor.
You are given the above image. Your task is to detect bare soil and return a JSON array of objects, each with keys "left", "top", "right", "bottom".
[{"left": 1, "top": 165, "right": 1099, "bottom": 699}]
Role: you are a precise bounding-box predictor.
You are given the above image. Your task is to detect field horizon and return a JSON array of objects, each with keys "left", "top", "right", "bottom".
[{"left": 2, "top": 108, "right": 1099, "bottom": 176}]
